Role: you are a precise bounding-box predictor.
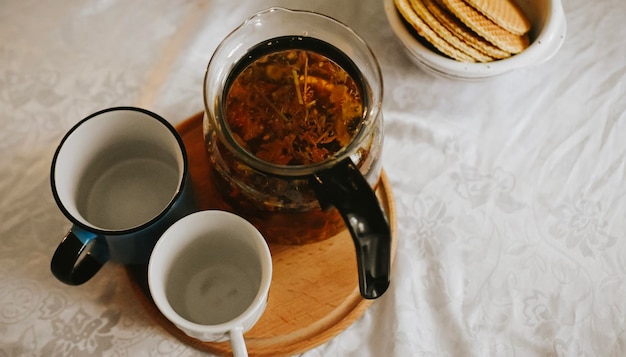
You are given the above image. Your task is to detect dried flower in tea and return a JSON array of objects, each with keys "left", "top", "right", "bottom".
[{"left": 225, "top": 47, "right": 364, "bottom": 166}]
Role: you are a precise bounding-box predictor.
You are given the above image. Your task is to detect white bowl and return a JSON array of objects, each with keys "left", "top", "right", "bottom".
[{"left": 383, "top": 0, "right": 567, "bottom": 80}]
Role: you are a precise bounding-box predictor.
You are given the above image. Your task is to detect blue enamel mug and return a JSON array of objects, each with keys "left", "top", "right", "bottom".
[{"left": 50, "top": 107, "right": 196, "bottom": 285}]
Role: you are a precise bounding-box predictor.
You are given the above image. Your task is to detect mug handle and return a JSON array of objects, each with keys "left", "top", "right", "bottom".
[
  {"left": 50, "top": 225, "right": 110, "bottom": 285},
  {"left": 229, "top": 326, "right": 248, "bottom": 357},
  {"left": 311, "top": 157, "right": 391, "bottom": 299}
]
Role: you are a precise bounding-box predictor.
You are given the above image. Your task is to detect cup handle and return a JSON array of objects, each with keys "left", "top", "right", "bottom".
[
  {"left": 311, "top": 157, "right": 391, "bottom": 299},
  {"left": 50, "top": 226, "right": 110, "bottom": 285},
  {"left": 229, "top": 326, "right": 248, "bottom": 357}
]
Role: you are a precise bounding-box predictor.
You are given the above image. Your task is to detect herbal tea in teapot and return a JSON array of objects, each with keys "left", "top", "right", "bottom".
[
  {"left": 204, "top": 8, "right": 390, "bottom": 299},
  {"left": 206, "top": 36, "right": 379, "bottom": 244},
  {"left": 224, "top": 37, "right": 365, "bottom": 166}
]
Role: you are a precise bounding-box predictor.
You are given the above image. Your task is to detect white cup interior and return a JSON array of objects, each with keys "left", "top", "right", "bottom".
[
  {"left": 52, "top": 108, "right": 185, "bottom": 232},
  {"left": 148, "top": 210, "right": 272, "bottom": 355}
]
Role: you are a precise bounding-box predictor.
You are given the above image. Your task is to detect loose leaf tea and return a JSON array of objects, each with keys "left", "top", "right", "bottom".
[
  {"left": 205, "top": 37, "right": 381, "bottom": 243},
  {"left": 224, "top": 40, "right": 364, "bottom": 166}
]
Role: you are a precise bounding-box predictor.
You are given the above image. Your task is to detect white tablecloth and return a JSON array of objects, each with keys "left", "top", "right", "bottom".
[{"left": 1, "top": 0, "right": 624, "bottom": 355}]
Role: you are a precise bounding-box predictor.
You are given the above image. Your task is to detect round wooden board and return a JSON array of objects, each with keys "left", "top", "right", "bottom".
[{"left": 126, "top": 112, "right": 397, "bottom": 356}]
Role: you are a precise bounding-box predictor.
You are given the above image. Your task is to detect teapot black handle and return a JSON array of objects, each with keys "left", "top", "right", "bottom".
[
  {"left": 311, "top": 157, "right": 391, "bottom": 299},
  {"left": 51, "top": 228, "right": 109, "bottom": 285}
]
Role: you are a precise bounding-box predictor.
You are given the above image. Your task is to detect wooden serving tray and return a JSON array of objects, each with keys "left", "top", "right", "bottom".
[{"left": 126, "top": 112, "right": 397, "bottom": 356}]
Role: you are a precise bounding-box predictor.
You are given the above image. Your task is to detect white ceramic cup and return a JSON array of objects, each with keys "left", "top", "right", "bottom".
[{"left": 148, "top": 210, "right": 273, "bottom": 357}]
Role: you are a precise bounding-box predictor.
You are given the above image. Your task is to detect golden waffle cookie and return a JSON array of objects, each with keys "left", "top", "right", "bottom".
[
  {"left": 425, "top": 0, "right": 511, "bottom": 60},
  {"left": 464, "top": 0, "right": 530, "bottom": 35},
  {"left": 409, "top": 0, "right": 493, "bottom": 62},
  {"left": 440, "top": 0, "right": 529, "bottom": 54},
  {"left": 395, "top": 0, "right": 475, "bottom": 62}
]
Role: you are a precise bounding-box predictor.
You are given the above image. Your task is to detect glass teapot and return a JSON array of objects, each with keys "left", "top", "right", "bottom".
[{"left": 203, "top": 7, "right": 390, "bottom": 299}]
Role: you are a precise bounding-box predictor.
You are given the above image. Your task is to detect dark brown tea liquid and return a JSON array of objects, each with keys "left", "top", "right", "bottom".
[{"left": 208, "top": 37, "right": 374, "bottom": 244}]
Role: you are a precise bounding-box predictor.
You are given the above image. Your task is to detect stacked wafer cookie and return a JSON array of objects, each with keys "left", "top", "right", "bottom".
[{"left": 395, "top": 0, "right": 531, "bottom": 62}]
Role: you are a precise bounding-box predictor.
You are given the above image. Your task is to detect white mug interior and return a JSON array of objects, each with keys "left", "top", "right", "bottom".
[
  {"left": 148, "top": 210, "right": 272, "bottom": 357},
  {"left": 53, "top": 108, "right": 186, "bottom": 232}
]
